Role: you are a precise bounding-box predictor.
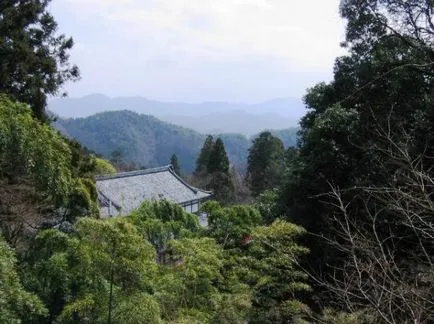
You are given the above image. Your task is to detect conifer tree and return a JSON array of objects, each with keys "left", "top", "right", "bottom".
[
  {"left": 170, "top": 154, "right": 181, "bottom": 176},
  {"left": 205, "top": 138, "right": 234, "bottom": 203},
  {"left": 195, "top": 135, "right": 214, "bottom": 174},
  {"left": 246, "top": 131, "right": 286, "bottom": 196},
  {"left": 0, "top": 0, "right": 80, "bottom": 120},
  {"left": 207, "top": 138, "right": 230, "bottom": 174}
]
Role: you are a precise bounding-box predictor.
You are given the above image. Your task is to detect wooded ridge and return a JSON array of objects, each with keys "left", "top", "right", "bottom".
[{"left": 54, "top": 110, "right": 298, "bottom": 173}]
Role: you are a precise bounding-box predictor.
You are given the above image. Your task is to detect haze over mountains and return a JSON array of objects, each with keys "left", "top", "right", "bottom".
[
  {"left": 55, "top": 110, "right": 298, "bottom": 173},
  {"left": 49, "top": 94, "right": 305, "bottom": 136}
]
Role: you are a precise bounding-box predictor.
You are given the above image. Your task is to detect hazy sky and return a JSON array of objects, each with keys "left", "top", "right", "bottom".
[{"left": 50, "top": 0, "right": 346, "bottom": 103}]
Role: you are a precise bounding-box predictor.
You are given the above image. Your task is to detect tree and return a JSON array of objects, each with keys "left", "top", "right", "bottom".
[
  {"left": 0, "top": 235, "right": 47, "bottom": 323},
  {"left": 208, "top": 172, "right": 234, "bottom": 204},
  {"left": 130, "top": 200, "right": 200, "bottom": 264},
  {"left": 0, "top": 96, "right": 73, "bottom": 202},
  {"left": 246, "top": 132, "right": 286, "bottom": 197},
  {"left": 170, "top": 154, "right": 181, "bottom": 176},
  {"left": 230, "top": 166, "right": 253, "bottom": 204},
  {"left": 202, "top": 201, "right": 310, "bottom": 323},
  {"left": 93, "top": 157, "right": 117, "bottom": 176},
  {"left": 66, "top": 139, "right": 98, "bottom": 182},
  {"left": 194, "top": 137, "right": 235, "bottom": 203},
  {"left": 207, "top": 138, "right": 230, "bottom": 174},
  {"left": 195, "top": 135, "right": 214, "bottom": 174},
  {"left": 202, "top": 201, "right": 262, "bottom": 249},
  {"left": 110, "top": 149, "right": 124, "bottom": 166},
  {"left": 25, "top": 200, "right": 259, "bottom": 323},
  {"left": 0, "top": 96, "right": 98, "bottom": 247},
  {"left": 161, "top": 237, "right": 224, "bottom": 321},
  {"left": 308, "top": 133, "right": 434, "bottom": 322},
  {"left": 254, "top": 189, "right": 282, "bottom": 224},
  {"left": 246, "top": 220, "right": 310, "bottom": 323},
  {"left": 279, "top": 0, "right": 434, "bottom": 317},
  {"left": 0, "top": 0, "right": 80, "bottom": 120},
  {"left": 27, "top": 217, "right": 161, "bottom": 323},
  {"left": 130, "top": 200, "right": 252, "bottom": 323}
]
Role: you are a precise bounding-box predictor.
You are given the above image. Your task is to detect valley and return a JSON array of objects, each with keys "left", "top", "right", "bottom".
[
  {"left": 55, "top": 110, "right": 298, "bottom": 173},
  {"left": 49, "top": 94, "right": 304, "bottom": 136}
]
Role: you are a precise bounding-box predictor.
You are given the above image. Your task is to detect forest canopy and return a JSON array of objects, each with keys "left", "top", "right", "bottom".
[{"left": 1, "top": 0, "right": 433, "bottom": 323}]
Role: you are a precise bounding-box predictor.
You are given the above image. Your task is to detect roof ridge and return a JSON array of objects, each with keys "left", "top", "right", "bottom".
[
  {"left": 95, "top": 165, "right": 171, "bottom": 181},
  {"left": 97, "top": 190, "right": 121, "bottom": 209},
  {"left": 167, "top": 167, "right": 213, "bottom": 195}
]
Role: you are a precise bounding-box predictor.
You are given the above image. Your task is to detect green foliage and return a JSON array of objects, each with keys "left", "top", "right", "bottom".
[
  {"left": 247, "top": 131, "right": 287, "bottom": 196},
  {"left": 0, "top": 0, "right": 79, "bottom": 120},
  {"left": 23, "top": 199, "right": 264, "bottom": 323},
  {"left": 130, "top": 200, "right": 200, "bottom": 263},
  {"left": 204, "top": 138, "right": 235, "bottom": 203},
  {"left": 207, "top": 138, "right": 230, "bottom": 174},
  {"left": 195, "top": 135, "right": 214, "bottom": 173},
  {"left": 167, "top": 238, "right": 224, "bottom": 310},
  {"left": 0, "top": 235, "right": 47, "bottom": 323},
  {"left": 155, "top": 235, "right": 252, "bottom": 323},
  {"left": 255, "top": 189, "right": 283, "bottom": 224},
  {"left": 93, "top": 157, "right": 117, "bottom": 175},
  {"left": 194, "top": 137, "right": 235, "bottom": 204},
  {"left": 63, "top": 218, "right": 159, "bottom": 323},
  {"left": 27, "top": 217, "right": 160, "bottom": 323},
  {"left": 112, "top": 293, "right": 162, "bottom": 324},
  {"left": 170, "top": 153, "right": 181, "bottom": 175},
  {"left": 0, "top": 96, "right": 98, "bottom": 228},
  {"left": 109, "top": 149, "right": 124, "bottom": 166},
  {"left": 203, "top": 202, "right": 310, "bottom": 322},
  {"left": 56, "top": 111, "right": 214, "bottom": 173},
  {"left": 318, "top": 308, "right": 375, "bottom": 324},
  {"left": 67, "top": 139, "right": 98, "bottom": 177},
  {"left": 131, "top": 200, "right": 200, "bottom": 235},
  {"left": 1, "top": 176, "right": 312, "bottom": 324},
  {"left": 203, "top": 201, "right": 262, "bottom": 249},
  {"left": 208, "top": 171, "right": 235, "bottom": 204},
  {"left": 0, "top": 96, "right": 73, "bottom": 205},
  {"left": 279, "top": 0, "right": 434, "bottom": 320},
  {"left": 2, "top": 0, "right": 432, "bottom": 321},
  {"left": 66, "top": 177, "right": 99, "bottom": 220},
  {"left": 244, "top": 220, "right": 310, "bottom": 323},
  {"left": 22, "top": 229, "right": 72, "bottom": 322},
  {"left": 269, "top": 128, "right": 298, "bottom": 147},
  {"left": 56, "top": 111, "right": 298, "bottom": 174}
]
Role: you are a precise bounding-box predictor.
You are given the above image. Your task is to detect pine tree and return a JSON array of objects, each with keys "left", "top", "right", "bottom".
[
  {"left": 170, "top": 154, "right": 181, "bottom": 176},
  {"left": 195, "top": 135, "right": 214, "bottom": 174},
  {"left": 0, "top": 0, "right": 79, "bottom": 120},
  {"left": 207, "top": 138, "right": 230, "bottom": 174}
]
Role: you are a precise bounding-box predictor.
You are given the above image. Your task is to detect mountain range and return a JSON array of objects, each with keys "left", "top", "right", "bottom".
[
  {"left": 49, "top": 94, "right": 305, "bottom": 136},
  {"left": 54, "top": 110, "right": 298, "bottom": 173}
]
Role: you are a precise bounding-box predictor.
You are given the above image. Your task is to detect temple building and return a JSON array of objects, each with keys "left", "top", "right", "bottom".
[{"left": 96, "top": 165, "right": 212, "bottom": 219}]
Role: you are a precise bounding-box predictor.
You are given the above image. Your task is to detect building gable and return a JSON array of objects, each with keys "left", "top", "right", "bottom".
[{"left": 96, "top": 165, "right": 211, "bottom": 217}]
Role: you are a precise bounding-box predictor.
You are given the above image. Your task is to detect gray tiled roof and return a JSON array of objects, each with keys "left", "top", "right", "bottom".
[{"left": 96, "top": 165, "right": 211, "bottom": 217}]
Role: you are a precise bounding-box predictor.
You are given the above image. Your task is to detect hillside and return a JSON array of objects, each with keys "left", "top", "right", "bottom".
[
  {"left": 55, "top": 110, "right": 298, "bottom": 173},
  {"left": 49, "top": 94, "right": 304, "bottom": 136}
]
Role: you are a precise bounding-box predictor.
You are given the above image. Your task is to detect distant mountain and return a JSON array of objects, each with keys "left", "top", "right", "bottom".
[
  {"left": 162, "top": 110, "right": 297, "bottom": 136},
  {"left": 48, "top": 94, "right": 305, "bottom": 136},
  {"left": 54, "top": 110, "right": 298, "bottom": 173}
]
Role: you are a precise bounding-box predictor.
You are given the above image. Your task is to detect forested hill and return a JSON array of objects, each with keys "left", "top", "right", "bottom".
[
  {"left": 48, "top": 94, "right": 304, "bottom": 136},
  {"left": 55, "top": 110, "right": 298, "bottom": 173}
]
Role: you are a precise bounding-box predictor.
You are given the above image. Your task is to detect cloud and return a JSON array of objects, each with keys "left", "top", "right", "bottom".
[
  {"left": 52, "top": 0, "right": 346, "bottom": 101},
  {"left": 63, "top": 0, "right": 345, "bottom": 68}
]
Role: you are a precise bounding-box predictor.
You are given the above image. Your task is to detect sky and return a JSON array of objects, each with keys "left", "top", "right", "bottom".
[{"left": 50, "top": 0, "right": 346, "bottom": 103}]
